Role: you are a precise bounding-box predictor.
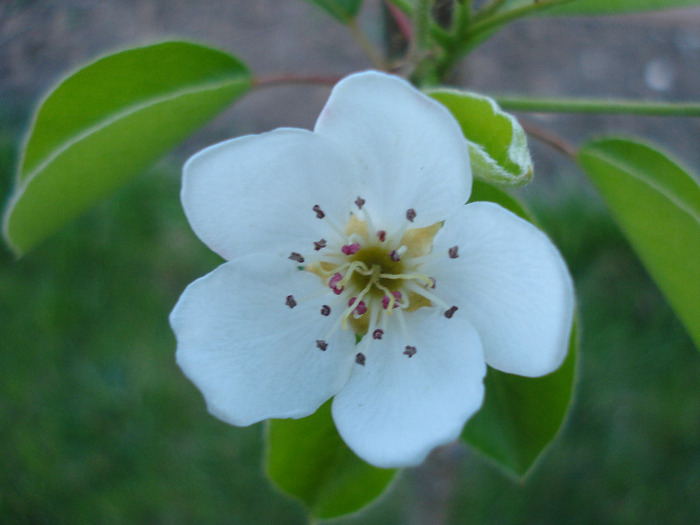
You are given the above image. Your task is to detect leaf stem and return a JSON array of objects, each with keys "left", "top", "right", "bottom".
[
  {"left": 469, "top": 0, "right": 579, "bottom": 37},
  {"left": 348, "top": 19, "right": 391, "bottom": 70},
  {"left": 473, "top": 0, "right": 510, "bottom": 22},
  {"left": 520, "top": 120, "right": 577, "bottom": 159},
  {"left": 253, "top": 74, "right": 342, "bottom": 88},
  {"left": 495, "top": 96, "right": 700, "bottom": 117},
  {"left": 406, "top": 0, "right": 432, "bottom": 68}
]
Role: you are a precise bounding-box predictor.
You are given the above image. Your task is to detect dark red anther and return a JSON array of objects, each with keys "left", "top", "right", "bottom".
[
  {"left": 444, "top": 305, "right": 458, "bottom": 319},
  {"left": 372, "top": 329, "right": 384, "bottom": 340},
  {"left": 389, "top": 250, "right": 401, "bottom": 262},
  {"left": 288, "top": 252, "right": 305, "bottom": 263},
  {"left": 313, "top": 239, "right": 327, "bottom": 251},
  {"left": 329, "top": 273, "right": 344, "bottom": 295},
  {"left": 320, "top": 305, "right": 331, "bottom": 316},
  {"left": 406, "top": 208, "right": 416, "bottom": 222},
  {"left": 355, "top": 196, "right": 366, "bottom": 209},
  {"left": 285, "top": 295, "right": 297, "bottom": 308},
  {"left": 312, "top": 204, "right": 325, "bottom": 219},
  {"left": 377, "top": 230, "right": 386, "bottom": 242},
  {"left": 403, "top": 346, "right": 417, "bottom": 358},
  {"left": 316, "top": 340, "right": 328, "bottom": 351},
  {"left": 448, "top": 245, "right": 459, "bottom": 259},
  {"left": 355, "top": 352, "right": 366, "bottom": 366},
  {"left": 382, "top": 291, "right": 402, "bottom": 309},
  {"left": 348, "top": 297, "right": 366, "bottom": 315},
  {"left": 341, "top": 243, "right": 361, "bottom": 255}
]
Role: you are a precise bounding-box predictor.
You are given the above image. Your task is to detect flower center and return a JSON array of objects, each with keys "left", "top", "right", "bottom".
[{"left": 285, "top": 197, "right": 460, "bottom": 365}]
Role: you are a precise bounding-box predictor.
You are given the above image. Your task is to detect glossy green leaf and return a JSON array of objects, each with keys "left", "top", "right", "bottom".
[
  {"left": 301, "top": 0, "right": 363, "bottom": 22},
  {"left": 578, "top": 138, "right": 700, "bottom": 351},
  {"left": 502, "top": 0, "right": 700, "bottom": 16},
  {"left": 429, "top": 90, "right": 533, "bottom": 186},
  {"left": 462, "top": 180, "right": 578, "bottom": 477},
  {"left": 266, "top": 401, "right": 396, "bottom": 520},
  {"left": 3, "top": 41, "right": 251, "bottom": 255}
]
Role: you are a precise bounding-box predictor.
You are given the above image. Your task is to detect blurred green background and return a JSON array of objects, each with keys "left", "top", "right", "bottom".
[{"left": 1, "top": 1, "right": 699, "bottom": 523}]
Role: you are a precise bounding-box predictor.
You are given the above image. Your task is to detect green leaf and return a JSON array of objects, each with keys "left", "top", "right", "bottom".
[
  {"left": 501, "top": 0, "right": 700, "bottom": 16},
  {"left": 266, "top": 401, "right": 396, "bottom": 520},
  {"left": 3, "top": 41, "right": 251, "bottom": 256},
  {"left": 429, "top": 90, "right": 533, "bottom": 186},
  {"left": 578, "top": 138, "right": 700, "bottom": 351},
  {"left": 301, "top": 0, "right": 363, "bottom": 22},
  {"left": 462, "top": 180, "right": 578, "bottom": 477}
]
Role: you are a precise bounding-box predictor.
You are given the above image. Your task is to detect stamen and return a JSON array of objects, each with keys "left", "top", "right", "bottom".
[
  {"left": 359, "top": 204, "right": 377, "bottom": 237},
  {"left": 285, "top": 295, "right": 297, "bottom": 308},
  {"left": 355, "top": 196, "right": 365, "bottom": 209},
  {"left": 395, "top": 308, "right": 412, "bottom": 346},
  {"left": 378, "top": 304, "right": 390, "bottom": 334},
  {"left": 321, "top": 308, "right": 346, "bottom": 344},
  {"left": 448, "top": 245, "right": 459, "bottom": 259},
  {"left": 312, "top": 204, "right": 325, "bottom": 219},
  {"left": 313, "top": 239, "right": 327, "bottom": 251},
  {"left": 403, "top": 346, "right": 417, "bottom": 358},
  {"left": 377, "top": 230, "right": 387, "bottom": 242},
  {"left": 340, "top": 273, "right": 374, "bottom": 329},
  {"left": 378, "top": 271, "right": 433, "bottom": 287},
  {"left": 392, "top": 211, "right": 416, "bottom": 247},
  {"left": 320, "top": 305, "right": 331, "bottom": 316},
  {"left": 329, "top": 272, "right": 344, "bottom": 295},
  {"left": 355, "top": 352, "right": 366, "bottom": 366},
  {"left": 404, "top": 281, "right": 451, "bottom": 310},
  {"left": 288, "top": 252, "right": 305, "bottom": 263},
  {"left": 316, "top": 253, "right": 348, "bottom": 267},
  {"left": 373, "top": 329, "right": 384, "bottom": 340},
  {"left": 444, "top": 305, "right": 459, "bottom": 319},
  {"left": 390, "top": 246, "right": 408, "bottom": 262},
  {"left": 337, "top": 261, "right": 372, "bottom": 288},
  {"left": 341, "top": 242, "right": 361, "bottom": 255},
  {"left": 311, "top": 204, "right": 346, "bottom": 239},
  {"left": 382, "top": 291, "right": 402, "bottom": 310},
  {"left": 348, "top": 297, "right": 367, "bottom": 316},
  {"left": 316, "top": 340, "right": 328, "bottom": 351}
]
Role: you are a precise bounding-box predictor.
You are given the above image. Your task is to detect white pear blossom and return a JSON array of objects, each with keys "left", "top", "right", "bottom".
[{"left": 170, "top": 71, "right": 574, "bottom": 469}]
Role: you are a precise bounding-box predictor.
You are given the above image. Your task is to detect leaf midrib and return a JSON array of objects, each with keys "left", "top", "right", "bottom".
[{"left": 19, "top": 75, "right": 248, "bottom": 185}]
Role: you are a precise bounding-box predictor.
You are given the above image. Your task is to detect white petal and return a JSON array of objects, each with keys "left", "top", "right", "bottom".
[
  {"left": 331, "top": 308, "right": 485, "bottom": 468},
  {"left": 182, "top": 129, "right": 361, "bottom": 260},
  {"left": 315, "top": 71, "right": 472, "bottom": 231},
  {"left": 429, "top": 202, "right": 575, "bottom": 377},
  {"left": 170, "top": 254, "right": 356, "bottom": 426}
]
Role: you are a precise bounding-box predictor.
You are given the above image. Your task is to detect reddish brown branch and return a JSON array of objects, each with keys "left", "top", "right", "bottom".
[
  {"left": 521, "top": 120, "right": 577, "bottom": 159},
  {"left": 253, "top": 74, "right": 342, "bottom": 89}
]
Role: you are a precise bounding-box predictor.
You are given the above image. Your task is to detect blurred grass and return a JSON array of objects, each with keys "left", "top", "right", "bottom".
[{"left": 1, "top": 120, "right": 699, "bottom": 524}]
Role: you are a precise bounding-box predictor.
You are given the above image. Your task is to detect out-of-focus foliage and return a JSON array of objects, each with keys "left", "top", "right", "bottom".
[
  {"left": 502, "top": 0, "right": 700, "bottom": 16},
  {"left": 300, "top": 0, "right": 363, "bottom": 22}
]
